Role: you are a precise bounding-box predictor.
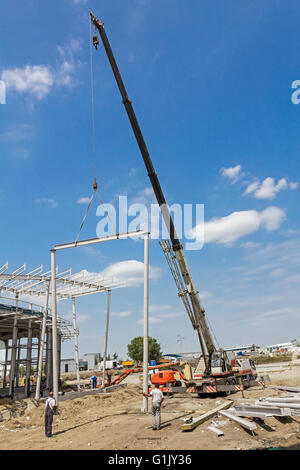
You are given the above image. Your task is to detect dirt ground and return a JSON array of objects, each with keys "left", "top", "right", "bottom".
[{"left": 0, "top": 366, "right": 300, "bottom": 450}]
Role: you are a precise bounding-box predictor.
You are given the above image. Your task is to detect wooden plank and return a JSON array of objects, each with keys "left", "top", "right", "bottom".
[{"left": 181, "top": 400, "right": 233, "bottom": 432}]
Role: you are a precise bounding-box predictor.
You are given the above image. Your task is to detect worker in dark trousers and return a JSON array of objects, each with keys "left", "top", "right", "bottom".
[
  {"left": 107, "top": 370, "right": 112, "bottom": 386},
  {"left": 91, "top": 375, "right": 97, "bottom": 389},
  {"left": 44, "top": 391, "right": 57, "bottom": 438}
]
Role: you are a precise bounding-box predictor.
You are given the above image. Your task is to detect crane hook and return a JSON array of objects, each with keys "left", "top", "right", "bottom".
[{"left": 93, "top": 32, "right": 99, "bottom": 50}]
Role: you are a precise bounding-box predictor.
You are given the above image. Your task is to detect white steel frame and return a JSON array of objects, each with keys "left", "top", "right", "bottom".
[
  {"left": 0, "top": 261, "right": 124, "bottom": 399},
  {"left": 50, "top": 230, "right": 150, "bottom": 411}
]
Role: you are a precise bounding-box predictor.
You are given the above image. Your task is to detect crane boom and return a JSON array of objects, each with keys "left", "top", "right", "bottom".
[{"left": 90, "top": 12, "right": 216, "bottom": 372}]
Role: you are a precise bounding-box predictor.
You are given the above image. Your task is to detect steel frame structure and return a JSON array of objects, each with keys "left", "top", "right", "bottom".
[
  {"left": 0, "top": 261, "right": 123, "bottom": 400},
  {"left": 50, "top": 230, "right": 150, "bottom": 409}
]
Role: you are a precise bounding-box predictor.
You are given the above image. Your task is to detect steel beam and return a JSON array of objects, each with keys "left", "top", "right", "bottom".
[
  {"left": 255, "top": 400, "right": 300, "bottom": 410},
  {"left": 219, "top": 410, "right": 257, "bottom": 432},
  {"left": 269, "top": 385, "right": 300, "bottom": 393},
  {"left": 207, "top": 425, "right": 224, "bottom": 436},
  {"left": 54, "top": 230, "right": 147, "bottom": 251},
  {"left": 234, "top": 404, "right": 291, "bottom": 417}
]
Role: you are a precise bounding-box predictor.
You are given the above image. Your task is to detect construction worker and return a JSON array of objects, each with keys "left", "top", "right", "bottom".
[
  {"left": 44, "top": 391, "right": 57, "bottom": 438},
  {"left": 143, "top": 383, "right": 164, "bottom": 430},
  {"left": 107, "top": 369, "right": 112, "bottom": 386},
  {"left": 91, "top": 375, "right": 97, "bottom": 389}
]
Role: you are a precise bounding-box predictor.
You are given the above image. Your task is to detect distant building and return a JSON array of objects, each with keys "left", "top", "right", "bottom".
[
  {"left": 266, "top": 340, "right": 300, "bottom": 353},
  {"left": 266, "top": 342, "right": 292, "bottom": 353},
  {"left": 83, "top": 353, "right": 101, "bottom": 370},
  {"left": 61, "top": 358, "right": 76, "bottom": 374},
  {"left": 61, "top": 353, "right": 101, "bottom": 373}
]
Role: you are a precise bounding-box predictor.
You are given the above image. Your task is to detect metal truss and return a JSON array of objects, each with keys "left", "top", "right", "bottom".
[{"left": 0, "top": 262, "right": 124, "bottom": 341}]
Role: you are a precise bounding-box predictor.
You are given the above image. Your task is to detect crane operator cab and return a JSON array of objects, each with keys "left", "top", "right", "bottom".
[{"left": 210, "top": 350, "right": 234, "bottom": 375}]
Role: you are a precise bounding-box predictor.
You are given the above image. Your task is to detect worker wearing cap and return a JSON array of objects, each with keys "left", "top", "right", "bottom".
[
  {"left": 143, "top": 383, "right": 164, "bottom": 430},
  {"left": 44, "top": 391, "right": 57, "bottom": 438}
]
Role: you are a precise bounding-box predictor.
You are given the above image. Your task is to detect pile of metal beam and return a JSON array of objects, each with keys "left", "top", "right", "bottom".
[
  {"left": 232, "top": 403, "right": 291, "bottom": 418},
  {"left": 256, "top": 396, "right": 300, "bottom": 416}
]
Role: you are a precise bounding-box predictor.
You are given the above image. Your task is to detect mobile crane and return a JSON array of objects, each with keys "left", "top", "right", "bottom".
[{"left": 89, "top": 12, "right": 262, "bottom": 396}]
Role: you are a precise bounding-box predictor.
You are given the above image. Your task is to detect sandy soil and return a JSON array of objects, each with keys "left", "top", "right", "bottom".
[{"left": 0, "top": 366, "right": 300, "bottom": 450}]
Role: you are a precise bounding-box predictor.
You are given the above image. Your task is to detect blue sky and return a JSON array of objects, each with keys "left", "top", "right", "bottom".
[{"left": 1, "top": 0, "right": 300, "bottom": 360}]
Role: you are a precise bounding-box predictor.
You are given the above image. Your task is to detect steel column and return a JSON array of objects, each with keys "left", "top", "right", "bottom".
[
  {"left": 45, "top": 327, "right": 51, "bottom": 389},
  {"left": 102, "top": 289, "right": 111, "bottom": 388},
  {"left": 25, "top": 320, "right": 32, "bottom": 397},
  {"left": 142, "top": 233, "right": 149, "bottom": 413},
  {"left": 15, "top": 338, "right": 21, "bottom": 388},
  {"left": 72, "top": 297, "right": 81, "bottom": 391},
  {"left": 51, "top": 249, "right": 59, "bottom": 404},
  {"left": 9, "top": 317, "right": 18, "bottom": 397},
  {"left": 3, "top": 341, "right": 8, "bottom": 388},
  {"left": 35, "top": 284, "right": 50, "bottom": 400}
]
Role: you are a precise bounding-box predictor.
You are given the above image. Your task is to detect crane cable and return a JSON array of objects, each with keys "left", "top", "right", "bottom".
[
  {"left": 74, "top": 19, "right": 116, "bottom": 245},
  {"left": 90, "top": 18, "right": 97, "bottom": 181}
]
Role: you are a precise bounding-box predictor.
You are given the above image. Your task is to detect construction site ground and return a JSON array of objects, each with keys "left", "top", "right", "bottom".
[{"left": 0, "top": 365, "right": 300, "bottom": 450}]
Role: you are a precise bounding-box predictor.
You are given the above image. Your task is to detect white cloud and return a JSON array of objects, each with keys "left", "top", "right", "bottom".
[
  {"left": 111, "top": 311, "right": 133, "bottom": 318},
  {"left": 243, "top": 180, "right": 259, "bottom": 195},
  {"left": 262, "top": 307, "right": 298, "bottom": 318},
  {"left": 35, "top": 198, "right": 58, "bottom": 208},
  {"left": 128, "top": 167, "right": 139, "bottom": 177},
  {"left": 191, "top": 206, "right": 285, "bottom": 245},
  {"left": 244, "top": 177, "right": 298, "bottom": 200},
  {"left": 158, "top": 312, "right": 181, "bottom": 319},
  {"left": 77, "top": 313, "right": 90, "bottom": 324},
  {"left": 149, "top": 304, "right": 172, "bottom": 312},
  {"left": 77, "top": 197, "right": 90, "bottom": 204},
  {"left": 199, "top": 291, "right": 213, "bottom": 300},
  {"left": 101, "top": 260, "right": 161, "bottom": 287},
  {"left": 2, "top": 65, "right": 54, "bottom": 100},
  {"left": 137, "top": 316, "right": 161, "bottom": 324},
  {"left": 220, "top": 165, "right": 242, "bottom": 183},
  {"left": 133, "top": 187, "right": 155, "bottom": 205},
  {"left": 1, "top": 38, "right": 82, "bottom": 101},
  {"left": 56, "top": 40, "right": 82, "bottom": 88},
  {"left": 241, "top": 241, "right": 261, "bottom": 249}
]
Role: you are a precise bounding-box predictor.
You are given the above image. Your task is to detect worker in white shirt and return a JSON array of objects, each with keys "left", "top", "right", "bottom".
[
  {"left": 44, "top": 391, "right": 57, "bottom": 437},
  {"left": 143, "top": 383, "right": 164, "bottom": 430}
]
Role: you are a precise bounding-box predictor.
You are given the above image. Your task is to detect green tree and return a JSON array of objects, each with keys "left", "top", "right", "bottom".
[{"left": 127, "top": 336, "right": 162, "bottom": 363}]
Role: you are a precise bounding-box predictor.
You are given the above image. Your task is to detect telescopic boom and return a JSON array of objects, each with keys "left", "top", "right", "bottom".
[{"left": 90, "top": 11, "right": 216, "bottom": 372}]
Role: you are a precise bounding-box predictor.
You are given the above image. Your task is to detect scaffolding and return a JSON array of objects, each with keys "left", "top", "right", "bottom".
[{"left": 0, "top": 262, "right": 123, "bottom": 399}]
